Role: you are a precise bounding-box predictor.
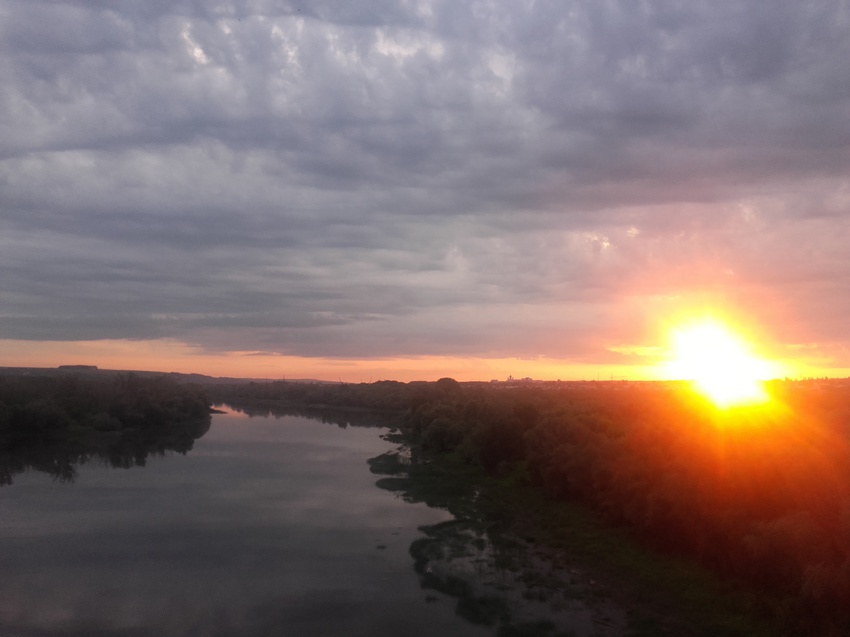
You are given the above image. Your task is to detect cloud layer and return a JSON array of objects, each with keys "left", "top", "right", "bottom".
[{"left": 2, "top": 0, "right": 849, "bottom": 372}]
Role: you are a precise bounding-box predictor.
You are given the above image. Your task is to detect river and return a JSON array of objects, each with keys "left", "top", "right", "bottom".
[{"left": 0, "top": 407, "right": 625, "bottom": 636}]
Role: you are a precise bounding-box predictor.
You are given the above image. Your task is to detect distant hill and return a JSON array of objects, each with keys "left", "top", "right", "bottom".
[{"left": 0, "top": 366, "right": 328, "bottom": 385}]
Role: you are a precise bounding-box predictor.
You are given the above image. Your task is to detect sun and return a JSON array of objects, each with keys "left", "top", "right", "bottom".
[{"left": 664, "top": 320, "right": 772, "bottom": 408}]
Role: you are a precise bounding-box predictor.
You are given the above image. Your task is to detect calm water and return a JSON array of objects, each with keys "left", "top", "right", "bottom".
[{"left": 0, "top": 409, "right": 494, "bottom": 637}]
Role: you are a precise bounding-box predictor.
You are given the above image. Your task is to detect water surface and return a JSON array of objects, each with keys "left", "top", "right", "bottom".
[{"left": 0, "top": 409, "right": 490, "bottom": 636}]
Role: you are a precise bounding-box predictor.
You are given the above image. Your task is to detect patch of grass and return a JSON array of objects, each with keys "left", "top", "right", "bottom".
[
  {"left": 382, "top": 436, "right": 778, "bottom": 637},
  {"left": 480, "top": 476, "right": 776, "bottom": 637}
]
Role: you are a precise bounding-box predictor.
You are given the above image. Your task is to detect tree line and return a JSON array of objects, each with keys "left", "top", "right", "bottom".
[
  {"left": 400, "top": 379, "right": 850, "bottom": 636},
  {"left": 0, "top": 373, "right": 211, "bottom": 484},
  {"left": 217, "top": 377, "right": 850, "bottom": 633},
  {"left": 19, "top": 372, "right": 848, "bottom": 632}
]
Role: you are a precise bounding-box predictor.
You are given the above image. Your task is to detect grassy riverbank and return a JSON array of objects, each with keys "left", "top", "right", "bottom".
[
  {"left": 477, "top": 466, "right": 776, "bottom": 636},
  {"left": 373, "top": 434, "right": 778, "bottom": 637}
]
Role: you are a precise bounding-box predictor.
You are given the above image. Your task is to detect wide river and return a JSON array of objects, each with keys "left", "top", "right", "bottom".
[{"left": 0, "top": 408, "right": 624, "bottom": 636}]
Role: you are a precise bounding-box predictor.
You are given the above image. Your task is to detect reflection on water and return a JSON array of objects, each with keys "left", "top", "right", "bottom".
[
  {"left": 0, "top": 405, "right": 626, "bottom": 637},
  {"left": 0, "top": 408, "right": 489, "bottom": 637},
  {"left": 0, "top": 414, "right": 210, "bottom": 486},
  {"left": 222, "top": 401, "right": 402, "bottom": 429}
]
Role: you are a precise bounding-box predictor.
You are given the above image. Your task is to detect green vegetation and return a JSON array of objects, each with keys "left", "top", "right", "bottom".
[
  {"left": 0, "top": 373, "right": 211, "bottom": 484},
  {"left": 372, "top": 440, "right": 774, "bottom": 636},
  {"left": 200, "top": 375, "right": 850, "bottom": 633},
  {"left": 300, "top": 377, "right": 850, "bottom": 636},
  {"left": 17, "top": 371, "right": 850, "bottom": 632},
  {"left": 207, "top": 378, "right": 421, "bottom": 413},
  {"left": 389, "top": 379, "right": 850, "bottom": 636}
]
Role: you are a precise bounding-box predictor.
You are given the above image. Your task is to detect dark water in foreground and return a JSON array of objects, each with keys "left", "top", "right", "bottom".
[
  {"left": 0, "top": 409, "right": 489, "bottom": 636},
  {"left": 0, "top": 409, "right": 624, "bottom": 636}
]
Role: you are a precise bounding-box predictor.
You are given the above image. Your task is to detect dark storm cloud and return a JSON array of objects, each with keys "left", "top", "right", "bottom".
[{"left": 1, "top": 0, "right": 849, "bottom": 362}]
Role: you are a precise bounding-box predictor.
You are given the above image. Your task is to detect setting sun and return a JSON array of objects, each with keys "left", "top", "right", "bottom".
[{"left": 664, "top": 320, "right": 773, "bottom": 408}]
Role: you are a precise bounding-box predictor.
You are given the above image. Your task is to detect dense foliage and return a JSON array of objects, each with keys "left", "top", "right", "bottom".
[
  {"left": 398, "top": 380, "right": 850, "bottom": 635},
  {"left": 0, "top": 374, "right": 211, "bottom": 484},
  {"left": 207, "top": 377, "right": 456, "bottom": 412},
  {"left": 198, "top": 375, "right": 850, "bottom": 632}
]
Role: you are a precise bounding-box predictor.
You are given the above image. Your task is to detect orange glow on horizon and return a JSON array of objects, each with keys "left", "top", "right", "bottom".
[
  {"left": 0, "top": 338, "right": 619, "bottom": 383},
  {"left": 0, "top": 331, "right": 845, "bottom": 384}
]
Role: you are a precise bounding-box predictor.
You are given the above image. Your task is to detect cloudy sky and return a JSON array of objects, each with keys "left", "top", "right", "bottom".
[{"left": 2, "top": 0, "right": 849, "bottom": 381}]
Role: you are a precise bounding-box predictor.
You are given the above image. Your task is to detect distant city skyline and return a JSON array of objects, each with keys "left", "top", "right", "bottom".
[{"left": 2, "top": 1, "right": 849, "bottom": 382}]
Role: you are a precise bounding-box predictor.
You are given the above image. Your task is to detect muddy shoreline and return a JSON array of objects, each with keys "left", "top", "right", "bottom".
[{"left": 371, "top": 432, "right": 777, "bottom": 637}]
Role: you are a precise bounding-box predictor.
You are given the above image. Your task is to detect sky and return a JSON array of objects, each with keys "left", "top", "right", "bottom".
[{"left": 1, "top": 0, "right": 849, "bottom": 382}]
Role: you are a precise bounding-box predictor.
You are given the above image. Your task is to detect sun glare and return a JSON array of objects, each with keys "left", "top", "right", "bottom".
[{"left": 665, "top": 320, "right": 772, "bottom": 408}]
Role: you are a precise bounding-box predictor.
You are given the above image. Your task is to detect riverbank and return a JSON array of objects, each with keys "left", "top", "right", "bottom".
[{"left": 373, "top": 431, "right": 778, "bottom": 637}]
